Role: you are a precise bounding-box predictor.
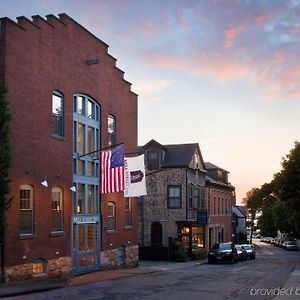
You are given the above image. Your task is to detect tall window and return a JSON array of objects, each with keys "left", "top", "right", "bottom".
[
  {"left": 147, "top": 151, "right": 159, "bottom": 170},
  {"left": 73, "top": 94, "right": 100, "bottom": 218},
  {"left": 125, "top": 198, "right": 132, "bottom": 227},
  {"left": 52, "top": 91, "right": 64, "bottom": 137},
  {"left": 188, "top": 186, "right": 193, "bottom": 209},
  {"left": 52, "top": 186, "right": 63, "bottom": 232},
  {"left": 167, "top": 185, "right": 181, "bottom": 209},
  {"left": 200, "top": 188, "right": 205, "bottom": 209},
  {"left": 20, "top": 185, "right": 33, "bottom": 235},
  {"left": 108, "top": 114, "right": 116, "bottom": 147},
  {"left": 107, "top": 202, "right": 116, "bottom": 231},
  {"left": 194, "top": 188, "right": 200, "bottom": 209}
]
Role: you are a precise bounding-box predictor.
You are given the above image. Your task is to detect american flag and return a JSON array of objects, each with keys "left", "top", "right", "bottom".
[{"left": 100, "top": 144, "right": 125, "bottom": 193}]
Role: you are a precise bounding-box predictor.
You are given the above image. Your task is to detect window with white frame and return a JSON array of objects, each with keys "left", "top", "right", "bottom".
[
  {"left": 167, "top": 185, "right": 181, "bottom": 209},
  {"left": 20, "top": 184, "right": 33, "bottom": 235},
  {"left": 51, "top": 186, "right": 63, "bottom": 232}
]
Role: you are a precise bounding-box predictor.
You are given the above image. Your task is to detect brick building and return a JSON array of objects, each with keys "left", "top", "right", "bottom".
[
  {"left": 138, "top": 140, "right": 208, "bottom": 259},
  {"left": 0, "top": 13, "right": 138, "bottom": 282},
  {"left": 205, "top": 162, "right": 236, "bottom": 248}
]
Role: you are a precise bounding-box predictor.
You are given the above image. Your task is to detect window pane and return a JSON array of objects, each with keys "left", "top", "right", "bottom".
[
  {"left": 52, "top": 93, "right": 63, "bottom": 137},
  {"left": 77, "top": 160, "right": 85, "bottom": 176},
  {"left": 77, "top": 96, "right": 85, "bottom": 115},
  {"left": 88, "top": 162, "right": 94, "bottom": 176},
  {"left": 52, "top": 187, "right": 63, "bottom": 232},
  {"left": 88, "top": 127, "right": 94, "bottom": 156},
  {"left": 148, "top": 151, "right": 159, "bottom": 170},
  {"left": 108, "top": 115, "right": 116, "bottom": 146},
  {"left": 77, "top": 123, "right": 84, "bottom": 155},
  {"left": 87, "top": 100, "right": 94, "bottom": 119},
  {"left": 77, "top": 184, "right": 84, "bottom": 214},
  {"left": 20, "top": 186, "right": 33, "bottom": 234},
  {"left": 88, "top": 185, "right": 94, "bottom": 215}
]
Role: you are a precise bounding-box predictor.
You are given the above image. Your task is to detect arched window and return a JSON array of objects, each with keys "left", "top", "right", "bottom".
[
  {"left": 20, "top": 184, "right": 33, "bottom": 235},
  {"left": 151, "top": 222, "right": 162, "bottom": 247},
  {"left": 107, "top": 202, "right": 116, "bottom": 231},
  {"left": 52, "top": 90, "right": 64, "bottom": 137},
  {"left": 51, "top": 186, "right": 63, "bottom": 232}
]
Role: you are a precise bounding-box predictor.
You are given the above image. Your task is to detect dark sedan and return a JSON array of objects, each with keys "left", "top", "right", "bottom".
[{"left": 208, "top": 242, "right": 238, "bottom": 264}]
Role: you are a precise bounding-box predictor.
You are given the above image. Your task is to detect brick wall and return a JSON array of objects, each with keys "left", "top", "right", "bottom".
[{"left": 2, "top": 14, "right": 138, "bottom": 280}]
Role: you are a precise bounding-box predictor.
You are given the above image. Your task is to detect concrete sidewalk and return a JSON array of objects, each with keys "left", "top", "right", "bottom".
[
  {"left": 0, "top": 260, "right": 206, "bottom": 298},
  {"left": 274, "top": 263, "right": 300, "bottom": 299}
]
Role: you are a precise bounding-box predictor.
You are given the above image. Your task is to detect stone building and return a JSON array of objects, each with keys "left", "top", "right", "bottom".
[
  {"left": 138, "top": 140, "right": 208, "bottom": 259},
  {"left": 0, "top": 13, "right": 138, "bottom": 282},
  {"left": 205, "top": 162, "right": 236, "bottom": 248}
]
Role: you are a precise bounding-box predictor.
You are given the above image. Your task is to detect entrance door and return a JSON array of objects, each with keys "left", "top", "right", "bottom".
[{"left": 73, "top": 223, "right": 99, "bottom": 274}]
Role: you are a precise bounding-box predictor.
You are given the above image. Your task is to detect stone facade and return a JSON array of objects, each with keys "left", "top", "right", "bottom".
[
  {"left": 4, "top": 257, "right": 70, "bottom": 282},
  {"left": 138, "top": 140, "right": 208, "bottom": 258},
  {"left": 100, "top": 245, "right": 138, "bottom": 269}
]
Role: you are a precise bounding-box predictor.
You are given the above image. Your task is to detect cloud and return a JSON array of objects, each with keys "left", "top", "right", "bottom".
[
  {"left": 223, "top": 26, "right": 244, "bottom": 48},
  {"left": 133, "top": 78, "right": 172, "bottom": 110}
]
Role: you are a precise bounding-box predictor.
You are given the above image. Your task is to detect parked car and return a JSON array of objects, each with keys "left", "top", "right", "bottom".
[
  {"left": 235, "top": 245, "right": 247, "bottom": 261},
  {"left": 283, "top": 240, "right": 298, "bottom": 250},
  {"left": 208, "top": 242, "right": 238, "bottom": 264},
  {"left": 241, "top": 244, "right": 256, "bottom": 259}
]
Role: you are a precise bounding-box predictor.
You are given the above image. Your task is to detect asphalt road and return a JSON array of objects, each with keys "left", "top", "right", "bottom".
[{"left": 6, "top": 240, "right": 300, "bottom": 300}]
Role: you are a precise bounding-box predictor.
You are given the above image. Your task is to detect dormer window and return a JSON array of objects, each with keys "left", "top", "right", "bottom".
[{"left": 147, "top": 151, "right": 159, "bottom": 170}]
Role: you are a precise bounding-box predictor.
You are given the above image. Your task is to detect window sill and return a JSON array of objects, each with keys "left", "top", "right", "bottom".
[
  {"left": 124, "top": 226, "right": 132, "bottom": 230},
  {"left": 19, "top": 234, "right": 36, "bottom": 240},
  {"left": 51, "top": 231, "right": 65, "bottom": 237},
  {"left": 106, "top": 230, "right": 116, "bottom": 234},
  {"left": 51, "top": 134, "right": 65, "bottom": 141}
]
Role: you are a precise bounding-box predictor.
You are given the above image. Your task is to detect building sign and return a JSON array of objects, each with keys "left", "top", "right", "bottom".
[
  {"left": 73, "top": 216, "right": 99, "bottom": 224},
  {"left": 197, "top": 211, "right": 208, "bottom": 224}
]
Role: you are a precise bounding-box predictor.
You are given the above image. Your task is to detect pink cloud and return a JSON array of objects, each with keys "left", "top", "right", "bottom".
[
  {"left": 224, "top": 26, "right": 244, "bottom": 48},
  {"left": 269, "top": 52, "right": 286, "bottom": 65}
]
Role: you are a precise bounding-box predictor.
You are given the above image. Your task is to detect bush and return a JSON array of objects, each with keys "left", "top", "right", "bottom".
[{"left": 192, "top": 248, "right": 208, "bottom": 260}]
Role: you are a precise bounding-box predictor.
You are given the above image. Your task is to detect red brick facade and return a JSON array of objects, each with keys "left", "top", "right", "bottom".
[{"left": 0, "top": 13, "right": 138, "bottom": 281}]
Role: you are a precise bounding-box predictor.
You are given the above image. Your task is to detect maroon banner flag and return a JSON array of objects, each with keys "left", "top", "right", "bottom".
[{"left": 100, "top": 144, "right": 125, "bottom": 193}]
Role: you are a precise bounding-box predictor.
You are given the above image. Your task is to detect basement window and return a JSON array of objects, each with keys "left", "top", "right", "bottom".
[{"left": 32, "top": 258, "right": 47, "bottom": 275}]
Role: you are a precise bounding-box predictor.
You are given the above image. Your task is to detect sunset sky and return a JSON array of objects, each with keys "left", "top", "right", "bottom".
[{"left": 2, "top": 0, "right": 300, "bottom": 202}]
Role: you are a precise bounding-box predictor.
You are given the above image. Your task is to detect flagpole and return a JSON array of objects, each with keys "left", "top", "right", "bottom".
[{"left": 78, "top": 142, "right": 124, "bottom": 159}]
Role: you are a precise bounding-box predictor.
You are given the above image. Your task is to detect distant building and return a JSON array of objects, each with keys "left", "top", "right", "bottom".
[
  {"left": 138, "top": 140, "right": 208, "bottom": 259},
  {"left": 232, "top": 206, "right": 247, "bottom": 243},
  {"left": 205, "top": 162, "right": 236, "bottom": 248},
  {"left": 0, "top": 13, "right": 138, "bottom": 282}
]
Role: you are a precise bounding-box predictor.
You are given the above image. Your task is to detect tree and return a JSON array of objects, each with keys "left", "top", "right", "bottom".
[
  {"left": 0, "top": 83, "right": 11, "bottom": 282},
  {"left": 273, "top": 142, "right": 300, "bottom": 237}
]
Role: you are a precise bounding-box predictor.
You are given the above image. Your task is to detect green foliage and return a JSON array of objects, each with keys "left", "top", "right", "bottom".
[
  {"left": 192, "top": 248, "right": 207, "bottom": 260},
  {"left": 246, "top": 141, "right": 300, "bottom": 239},
  {"left": 173, "top": 240, "right": 187, "bottom": 262},
  {"left": 0, "top": 83, "right": 11, "bottom": 245}
]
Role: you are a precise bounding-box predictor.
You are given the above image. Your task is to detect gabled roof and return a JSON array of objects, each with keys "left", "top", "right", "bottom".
[
  {"left": 205, "top": 162, "right": 229, "bottom": 173},
  {"left": 142, "top": 139, "right": 166, "bottom": 150},
  {"left": 163, "top": 143, "right": 200, "bottom": 168},
  {"left": 139, "top": 140, "right": 206, "bottom": 170},
  {"left": 205, "top": 175, "right": 235, "bottom": 190}
]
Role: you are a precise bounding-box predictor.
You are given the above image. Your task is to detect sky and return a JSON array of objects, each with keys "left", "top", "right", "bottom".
[{"left": 1, "top": 0, "right": 300, "bottom": 202}]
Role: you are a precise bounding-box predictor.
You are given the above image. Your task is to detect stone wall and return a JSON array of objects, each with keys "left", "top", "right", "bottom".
[
  {"left": 4, "top": 256, "right": 71, "bottom": 282},
  {"left": 100, "top": 245, "right": 138, "bottom": 270}
]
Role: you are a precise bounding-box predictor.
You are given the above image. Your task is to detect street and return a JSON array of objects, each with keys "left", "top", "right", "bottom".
[{"left": 3, "top": 241, "right": 299, "bottom": 300}]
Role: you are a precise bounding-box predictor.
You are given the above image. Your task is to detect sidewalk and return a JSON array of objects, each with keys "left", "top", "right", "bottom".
[
  {"left": 0, "top": 260, "right": 206, "bottom": 298},
  {"left": 274, "top": 262, "right": 300, "bottom": 299}
]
